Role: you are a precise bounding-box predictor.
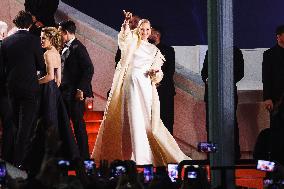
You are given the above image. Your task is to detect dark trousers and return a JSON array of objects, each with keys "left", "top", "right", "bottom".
[
  {"left": 159, "top": 94, "right": 174, "bottom": 135},
  {"left": 0, "top": 95, "right": 15, "bottom": 162},
  {"left": 61, "top": 88, "right": 89, "bottom": 159},
  {"left": 9, "top": 91, "right": 40, "bottom": 166}
]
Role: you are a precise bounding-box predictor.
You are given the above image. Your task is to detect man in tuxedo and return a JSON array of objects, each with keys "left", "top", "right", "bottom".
[
  {"left": 201, "top": 46, "right": 244, "bottom": 160},
  {"left": 148, "top": 26, "right": 176, "bottom": 134},
  {"left": 1, "top": 11, "right": 45, "bottom": 166},
  {"left": 0, "top": 21, "right": 14, "bottom": 162},
  {"left": 261, "top": 25, "right": 284, "bottom": 165},
  {"left": 59, "top": 20, "right": 94, "bottom": 159}
]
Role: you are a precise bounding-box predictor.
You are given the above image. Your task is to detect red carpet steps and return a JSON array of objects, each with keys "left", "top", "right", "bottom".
[{"left": 84, "top": 111, "right": 104, "bottom": 154}]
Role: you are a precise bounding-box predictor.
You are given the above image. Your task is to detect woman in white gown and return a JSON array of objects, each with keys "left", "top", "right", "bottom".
[{"left": 92, "top": 11, "right": 190, "bottom": 166}]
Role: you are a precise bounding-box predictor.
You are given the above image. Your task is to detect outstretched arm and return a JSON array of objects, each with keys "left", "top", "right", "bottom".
[{"left": 118, "top": 10, "right": 133, "bottom": 51}]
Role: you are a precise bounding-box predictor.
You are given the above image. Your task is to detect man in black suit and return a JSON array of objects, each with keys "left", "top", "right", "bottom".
[
  {"left": 261, "top": 25, "right": 284, "bottom": 165},
  {"left": 201, "top": 46, "right": 244, "bottom": 160},
  {"left": 149, "top": 27, "right": 176, "bottom": 135},
  {"left": 263, "top": 25, "right": 284, "bottom": 128},
  {"left": 0, "top": 21, "right": 15, "bottom": 162},
  {"left": 1, "top": 11, "right": 45, "bottom": 166},
  {"left": 59, "top": 20, "right": 94, "bottom": 159}
]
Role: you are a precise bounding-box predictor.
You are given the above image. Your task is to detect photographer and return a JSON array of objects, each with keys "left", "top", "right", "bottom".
[
  {"left": 115, "top": 160, "right": 144, "bottom": 189},
  {"left": 148, "top": 166, "right": 174, "bottom": 189},
  {"left": 180, "top": 166, "right": 209, "bottom": 189}
]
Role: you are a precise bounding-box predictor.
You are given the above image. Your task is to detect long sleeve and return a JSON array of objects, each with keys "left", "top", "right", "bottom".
[
  {"left": 77, "top": 45, "right": 94, "bottom": 94},
  {"left": 33, "top": 36, "right": 45, "bottom": 74},
  {"left": 262, "top": 50, "right": 273, "bottom": 101},
  {"left": 201, "top": 51, "right": 208, "bottom": 83},
  {"left": 234, "top": 47, "right": 244, "bottom": 83},
  {"left": 150, "top": 49, "right": 165, "bottom": 84},
  {"left": 118, "top": 24, "right": 132, "bottom": 53}
]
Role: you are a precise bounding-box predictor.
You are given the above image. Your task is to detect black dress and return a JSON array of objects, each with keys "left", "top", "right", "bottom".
[
  {"left": 41, "top": 77, "right": 80, "bottom": 159},
  {"left": 24, "top": 70, "right": 80, "bottom": 175}
]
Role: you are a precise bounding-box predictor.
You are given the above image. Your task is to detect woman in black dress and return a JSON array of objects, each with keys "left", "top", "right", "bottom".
[{"left": 38, "top": 27, "right": 79, "bottom": 159}]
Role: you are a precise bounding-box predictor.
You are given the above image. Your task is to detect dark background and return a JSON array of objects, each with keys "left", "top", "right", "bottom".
[{"left": 62, "top": 0, "right": 284, "bottom": 48}]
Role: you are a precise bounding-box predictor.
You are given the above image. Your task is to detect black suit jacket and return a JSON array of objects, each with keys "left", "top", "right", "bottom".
[
  {"left": 0, "top": 40, "right": 6, "bottom": 96},
  {"left": 156, "top": 43, "right": 176, "bottom": 95},
  {"left": 61, "top": 39, "right": 94, "bottom": 98},
  {"left": 1, "top": 30, "right": 45, "bottom": 95},
  {"left": 201, "top": 47, "right": 244, "bottom": 102},
  {"left": 262, "top": 44, "right": 284, "bottom": 104},
  {"left": 24, "top": 0, "right": 59, "bottom": 26}
]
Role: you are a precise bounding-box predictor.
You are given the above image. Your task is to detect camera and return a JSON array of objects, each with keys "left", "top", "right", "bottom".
[
  {"left": 198, "top": 142, "right": 217, "bottom": 153},
  {"left": 57, "top": 159, "right": 70, "bottom": 173},
  {"left": 143, "top": 165, "right": 153, "bottom": 183},
  {"left": 167, "top": 163, "right": 178, "bottom": 183},
  {"left": 84, "top": 159, "right": 95, "bottom": 176},
  {"left": 187, "top": 171, "right": 197, "bottom": 179},
  {"left": 112, "top": 165, "right": 126, "bottom": 177},
  {"left": 256, "top": 160, "right": 275, "bottom": 172},
  {"left": 0, "top": 161, "right": 7, "bottom": 186}
]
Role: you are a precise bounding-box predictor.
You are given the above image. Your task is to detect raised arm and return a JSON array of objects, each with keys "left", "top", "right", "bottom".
[{"left": 118, "top": 10, "right": 133, "bottom": 51}]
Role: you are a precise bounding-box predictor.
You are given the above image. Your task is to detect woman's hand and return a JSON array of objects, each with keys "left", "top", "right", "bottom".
[
  {"left": 122, "top": 10, "right": 132, "bottom": 30},
  {"left": 146, "top": 69, "right": 159, "bottom": 78},
  {"left": 123, "top": 10, "right": 132, "bottom": 22}
]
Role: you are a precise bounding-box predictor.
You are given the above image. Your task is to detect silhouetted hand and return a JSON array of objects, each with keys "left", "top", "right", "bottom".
[
  {"left": 36, "top": 157, "right": 61, "bottom": 188},
  {"left": 99, "top": 159, "right": 109, "bottom": 178},
  {"left": 264, "top": 99, "right": 273, "bottom": 112}
]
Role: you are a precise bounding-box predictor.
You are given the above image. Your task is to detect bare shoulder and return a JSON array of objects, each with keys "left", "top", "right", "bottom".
[{"left": 44, "top": 50, "right": 60, "bottom": 66}]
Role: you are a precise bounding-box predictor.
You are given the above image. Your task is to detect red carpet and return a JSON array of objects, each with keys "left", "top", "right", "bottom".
[{"left": 84, "top": 111, "right": 267, "bottom": 188}]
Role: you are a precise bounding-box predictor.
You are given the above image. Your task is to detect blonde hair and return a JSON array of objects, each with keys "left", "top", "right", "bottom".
[
  {"left": 41, "top": 27, "right": 63, "bottom": 51},
  {"left": 134, "top": 19, "right": 151, "bottom": 48}
]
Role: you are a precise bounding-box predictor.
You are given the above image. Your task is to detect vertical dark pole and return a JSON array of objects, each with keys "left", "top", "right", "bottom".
[{"left": 207, "top": 0, "right": 235, "bottom": 188}]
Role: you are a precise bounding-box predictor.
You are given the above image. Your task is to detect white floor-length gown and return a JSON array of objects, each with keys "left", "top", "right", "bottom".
[{"left": 92, "top": 25, "right": 191, "bottom": 166}]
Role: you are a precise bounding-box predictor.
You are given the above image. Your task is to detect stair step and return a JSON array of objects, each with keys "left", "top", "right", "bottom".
[
  {"left": 84, "top": 111, "right": 103, "bottom": 155},
  {"left": 88, "top": 133, "right": 98, "bottom": 141},
  {"left": 87, "top": 127, "right": 99, "bottom": 134},
  {"left": 84, "top": 111, "right": 104, "bottom": 120},
  {"left": 85, "top": 120, "right": 103, "bottom": 123},
  {"left": 86, "top": 122, "right": 101, "bottom": 128},
  {"left": 88, "top": 142, "right": 95, "bottom": 152}
]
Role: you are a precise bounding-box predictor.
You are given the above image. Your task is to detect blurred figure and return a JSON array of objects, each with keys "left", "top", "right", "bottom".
[
  {"left": 0, "top": 21, "right": 15, "bottom": 162},
  {"left": 201, "top": 46, "right": 244, "bottom": 160},
  {"left": 24, "top": 0, "right": 59, "bottom": 36},
  {"left": 58, "top": 20, "right": 94, "bottom": 159},
  {"left": 180, "top": 166, "right": 210, "bottom": 189},
  {"left": 263, "top": 25, "right": 284, "bottom": 128},
  {"left": 115, "top": 160, "right": 144, "bottom": 189},
  {"left": 149, "top": 26, "right": 176, "bottom": 134},
  {"left": 262, "top": 25, "right": 284, "bottom": 165},
  {"left": 1, "top": 11, "right": 45, "bottom": 167}
]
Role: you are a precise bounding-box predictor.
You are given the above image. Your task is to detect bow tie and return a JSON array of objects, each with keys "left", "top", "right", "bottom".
[{"left": 64, "top": 44, "right": 70, "bottom": 48}]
